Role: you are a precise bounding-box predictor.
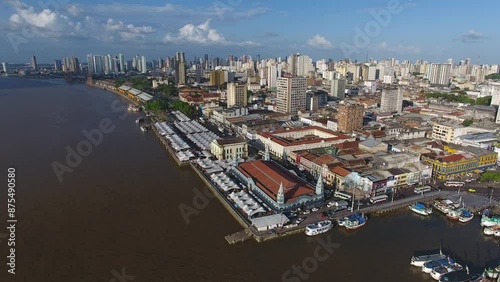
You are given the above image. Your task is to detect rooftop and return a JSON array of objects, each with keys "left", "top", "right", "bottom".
[
  {"left": 238, "top": 160, "right": 316, "bottom": 204},
  {"left": 258, "top": 126, "right": 352, "bottom": 147}
]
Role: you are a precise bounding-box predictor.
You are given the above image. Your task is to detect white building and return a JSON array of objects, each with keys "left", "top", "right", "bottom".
[
  {"left": 141, "top": 56, "right": 147, "bottom": 73},
  {"left": 431, "top": 122, "right": 468, "bottom": 143},
  {"left": 2, "top": 62, "right": 8, "bottom": 72},
  {"left": 380, "top": 88, "right": 403, "bottom": 113},
  {"left": 227, "top": 83, "right": 248, "bottom": 108},
  {"left": 267, "top": 65, "right": 278, "bottom": 89},
  {"left": 480, "top": 82, "right": 500, "bottom": 106}
]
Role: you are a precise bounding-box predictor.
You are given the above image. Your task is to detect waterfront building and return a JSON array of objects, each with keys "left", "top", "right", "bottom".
[
  {"left": 53, "top": 59, "right": 62, "bottom": 71},
  {"left": 232, "top": 160, "right": 324, "bottom": 211},
  {"left": 210, "top": 137, "right": 248, "bottom": 160},
  {"left": 2, "top": 62, "right": 8, "bottom": 72},
  {"left": 227, "top": 83, "right": 248, "bottom": 108},
  {"left": 422, "top": 149, "right": 497, "bottom": 180},
  {"left": 256, "top": 126, "right": 354, "bottom": 159},
  {"left": 337, "top": 103, "right": 364, "bottom": 133},
  {"left": 276, "top": 76, "right": 307, "bottom": 114}
]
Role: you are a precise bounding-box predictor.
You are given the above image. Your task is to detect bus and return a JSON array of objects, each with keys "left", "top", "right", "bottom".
[
  {"left": 370, "top": 195, "right": 388, "bottom": 204},
  {"left": 333, "top": 191, "right": 352, "bottom": 201},
  {"left": 414, "top": 185, "right": 432, "bottom": 194},
  {"left": 445, "top": 181, "right": 465, "bottom": 187}
]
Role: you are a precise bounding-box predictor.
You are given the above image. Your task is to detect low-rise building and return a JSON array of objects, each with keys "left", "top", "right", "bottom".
[
  {"left": 359, "top": 140, "right": 388, "bottom": 153},
  {"left": 431, "top": 121, "right": 468, "bottom": 143},
  {"left": 210, "top": 137, "right": 248, "bottom": 160}
]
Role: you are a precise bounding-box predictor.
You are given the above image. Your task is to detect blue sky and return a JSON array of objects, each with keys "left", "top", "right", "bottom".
[{"left": 0, "top": 0, "right": 498, "bottom": 64}]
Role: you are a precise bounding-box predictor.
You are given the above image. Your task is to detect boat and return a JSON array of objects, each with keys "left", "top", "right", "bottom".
[
  {"left": 458, "top": 209, "right": 474, "bottom": 223},
  {"left": 140, "top": 125, "right": 147, "bottom": 132},
  {"left": 447, "top": 208, "right": 462, "bottom": 221},
  {"left": 483, "top": 227, "right": 495, "bottom": 236},
  {"left": 409, "top": 202, "right": 433, "bottom": 216},
  {"left": 127, "top": 104, "right": 139, "bottom": 112},
  {"left": 484, "top": 265, "right": 500, "bottom": 280},
  {"left": 422, "top": 258, "right": 454, "bottom": 273},
  {"left": 305, "top": 220, "right": 333, "bottom": 236},
  {"left": 494, "top": 229, "right": 500, "bottom": 237},
  {"left": 431, "top": 263, "right": 463, "bottom": 280},
  {"left": 434, "top": 200, "right": 453, "bottom": 214},
  {"left": 343, "top": 213, "right": 367, "bottom": 230},
  {"left": 410, "top": 250, "right": 446, "bottom": 267},
  {"left": 481, "top": 210, "right": 500, "bottom": 227},
  {"left": 135, "top": 117, "right": 144, "bottom": 123},
  {"left": 439, "top": 268, "right": 481, "bottom": 282}
]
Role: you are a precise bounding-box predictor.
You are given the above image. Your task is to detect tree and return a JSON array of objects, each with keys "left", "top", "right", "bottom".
[
  {"left": 145, "top": 99, "right": 168, "bottom": 111},
  {"left": 481, "top": 172, "right": 500, "bottom": 182},
  {"left": 462, "top": 119, "right": 473, "bottom": 127},
  {"left": 476, "top": 96, "right": 492, "bottom": 106},
  {"left": 486, "top": 73, "right": 500, "bottom": 80}
]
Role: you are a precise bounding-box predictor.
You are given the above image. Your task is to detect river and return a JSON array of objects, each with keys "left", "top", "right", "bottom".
[{"left": 0, "top": 76, "right": 498, "bottom": 282}]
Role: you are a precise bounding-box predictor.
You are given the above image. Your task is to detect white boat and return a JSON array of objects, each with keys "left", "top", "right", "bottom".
[
  {"left": 409, "top": 202, "right": 433, "bottom": 216},
  {"left": 494, "top": 230, "right": 500, "bottom": 237},
  {"left": 446, "top": 208, "right": 461, "bottom": 221},
  {"left": 422, "top": 257, "right": 454, "bottom": 274},
  {"left": 483, "top": 227, "right": 495, "bottom": 236},
  {"left": 481, "top": 211, "right": 500, "bottom": 227},
  {"left": 458, "top": 209, "right": 474, "bottom": 223},
  {"left": 433, "top": 200, "right": 452, "bottom": 214},
  {"left": 410, "top": 250, "right": 446, "bottom": 267},
  {"left": 305, "top": 220, "right": 333, "bottom": 236},
  {"left": 140, "top": 125, "right": 147, "bottom": 132},
  {"left": 344, "top": 213, "right": 367, "bottom": 230},
  {"left": 430, "top": 263, "right": 463, "bottom": 280}
]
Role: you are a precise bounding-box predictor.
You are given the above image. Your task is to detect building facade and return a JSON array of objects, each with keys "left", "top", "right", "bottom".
[
  {"left": 227, "top": 83, "right": 248, "bottom": 108},
  {"left": 210, "top": 137, "right": 248, "bottom": 160},
  {"left": 276, "top": 77, "right": 307, "bottom": 114},
  {"left": 380, "top": 88, "right": 403, "bottom": 113},
  {"left": 337, "top": 103, "right": 364, "bottom": 133}
]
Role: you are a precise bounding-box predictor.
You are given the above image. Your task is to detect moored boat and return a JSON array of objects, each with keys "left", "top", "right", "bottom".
[
  {"left": 409, "top": 202, "right": 433, "bottom": 216},
  {"left": 431, "top": 263, "right": 463, "bottom": 280},
  {"left": 422, "top": 257, "right": 454, "bottom": 273},
  {"left": 438, "top": 267, "right": 480, "bottom": 282},
  {"left": 481, "top": 210, "right": 500, "bottom": 227},
  {"left": 305, "top": 220, "right": 333, "bottom": 236},
  {"left": 458, "top": 209, "right": 474, "bottom": 223},
  {"left": 483, "top": 227, "right": 495, "bottom": 236},
  {"left": 140, "top": 125, "right": 147, "bottom": 132},
  {"left": 410, "top": 249, "right": 446, "bottom": 267},
  {"left": 434, "top": 199, "right": 454, "bottom": 214},
  {"left": 344, "top": 213, "right": 367, "bottom": 230},
  {"left": 494, "top": 229, "right": 500, "bottom": 237},
  {"left": 447, "top": 208, "right": 462, "bottom": 221}
]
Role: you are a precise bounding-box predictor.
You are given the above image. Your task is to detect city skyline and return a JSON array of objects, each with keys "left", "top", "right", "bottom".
[{"left": 1, "top": 0, "right": 499, "bottom": 64}]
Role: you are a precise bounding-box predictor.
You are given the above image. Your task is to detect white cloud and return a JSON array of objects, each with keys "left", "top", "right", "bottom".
[
  {"left": 105, "top": 19, "right": 154, "bottom": 40},
  {"left": 460, "top": 29, "right": 484, "bottom": 43},
  {"left": 375, "top": 41, "right": 421, "bottom": 54},
  {"left": 307, "top": 34, "right": 333, "bottom": 50},
  {"left": 163, "top": 19, "right": 257, "bottom": 46}
]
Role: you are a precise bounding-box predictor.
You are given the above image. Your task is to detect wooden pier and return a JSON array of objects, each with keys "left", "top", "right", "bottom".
[{"left": 225, "top": 228, "right": 253, "bottom": 244}]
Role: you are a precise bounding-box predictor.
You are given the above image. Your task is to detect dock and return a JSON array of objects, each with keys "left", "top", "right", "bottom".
[
  {"left": 367, "top": 190, "right": 450, "bottom": 215},
  {"left": 225, "top": 228, "right": 253, "bottom": 244},
  {"left": 150, "top": 120, "right": 190, "bottom": 167}
]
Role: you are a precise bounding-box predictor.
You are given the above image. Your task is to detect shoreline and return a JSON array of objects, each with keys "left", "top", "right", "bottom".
[{"left": 90, "top": 81, "right": 498, "bottom": 245}]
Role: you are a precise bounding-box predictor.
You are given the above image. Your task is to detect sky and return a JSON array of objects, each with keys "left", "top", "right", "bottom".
[{"left": 0, "top": 0, "right": 499, "bottom": 64}]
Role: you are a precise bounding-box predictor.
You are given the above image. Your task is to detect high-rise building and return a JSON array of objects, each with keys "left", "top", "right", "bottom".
[
  {"left": 428, "top": 63, "right": 451, "bottom": 85},
  {"left": 276, "top": 77, "right": 307, "bottom": 114},
  {"left": 267, "top": 65, "right": 278, "bottom": 89},
  {"left": 118, "top": 54, "right": 125, "bottom": 72},
  {"left": 71, "top": 57, "right": 80, "bottom": 73},
  {"left": 227, "top": 83, "right": 248, "bottom": 108},
  {"left": 141, "top": 56, "right": 147, "bottom": 73},
  {"left": 209, "top": 70, "right": 226, "bottom": 86},
  {"left": 2, "top": 62, "right": 8, "bottom": 73},
  {"left": 53, "top": 60, "right": 62, "bottom": 71},
  {"left": 330, "top": 77, "right": 346, "bottom": 99},
  {"left": 380, "top": 88, "right": 403, "bottom": 113},
  {"left": 337, "top": 103, "right": 364, "bottom": 133},
  {"left": 31, "top": 55, "right": 37, "bottom": 70},
  {"left": 175, "top": 52, "right": 186, "bottom": 85}
]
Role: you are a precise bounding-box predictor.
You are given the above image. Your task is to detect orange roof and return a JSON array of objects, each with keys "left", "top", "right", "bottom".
[
  {"left": 258, "top": 126, "right": 351, "bottom": 147},
  {"left": 442, "top": 154, "right": 465, "bottom": 163},
  {"left": 238, "top": 160, "right": 316, "bottom": 203},
  {"left": 331, "top": 166, "right": 351, "bottom": 177},
  {"left": 335, "top": 141, "right": 359, "bottom": 150}
]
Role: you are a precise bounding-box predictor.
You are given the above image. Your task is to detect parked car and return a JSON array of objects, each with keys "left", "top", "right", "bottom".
[
  {"left": 302, "top": 210, "right": 311, "bottom": 215},
  {"left": 295, "top": 217, "right": 305, "bottom": 224},
  {"left": 327, "top": 201, "right": 336, "bottom": 208},
  {"left": 468, "top": 189, "right": 476, "bottom": 193},
  {"left": 311, "top": 207, "right": 319, "bottom": 212}
]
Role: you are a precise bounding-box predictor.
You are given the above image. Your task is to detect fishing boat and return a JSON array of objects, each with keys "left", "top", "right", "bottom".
[
  {"left": 481, "top": 210, "right": 500, "bottom": 227},
  {"left": 343, "top": 213, "right": 367, "bottom": 230},
  {"left": 305, "top": 220, "right": 333, "bottom": 236},
  {"left": 458, "top": 209, "right": 474, "bottom": 223},
  {"left": 484, "top": 264, "right": 500, "bottom": 280},
  {"left": 431, "top": 263, "right": 463, "bottom": 280},
  {"left": 409, "top": 202, "right": 433, "bottom": 216},
  {"left": 433, "top": 199, "right": 454, "bottom": 214},
  {"left": 140, "top": 125, "right": 147, "bottom": 132},
  {"left": 438, "top": 267, "right": 480, "bottom": 282},
  {"left": 411, "top": 249, "right": 446, "bottom": 267},
  {"left": 422, "top": 257, "right": 454, "bottom": 273},
  {"left": 483, "top": 227, "right": 495, "bottom": 236},
  {"left": 447, "top": 208, "right": 462, "bottom": 221}
]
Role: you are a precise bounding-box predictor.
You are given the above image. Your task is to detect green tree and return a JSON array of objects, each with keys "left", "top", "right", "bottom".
[
  {"left": 462, "top": 119, "right": 473, "bottom": 127},
  {"left": 486, "top": 73, "right": 500, "bottom": 80},
  {"left": 145, "top": 99, "right": 168, "bottom": 111},
  {"left": 475, "top": 96, "right": 492, "bottom": 106}
]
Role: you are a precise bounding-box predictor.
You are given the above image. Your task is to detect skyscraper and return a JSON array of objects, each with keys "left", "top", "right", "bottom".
[
  {"left": 380, "top": 88, "right": 403, "bottom": 113},
  {"left": 141, "top": 56, "right": 147, "bottom": 73},
  {"left": 227, "top": 83, "right": 248, "bottom": 108},
  {"left": 175, "top": 52, "right": 186, "bottom": 85},
  {"left": 330, "top": 76, "right": 346, "bottom": 99},
  {"left": 118, "top": 53, "right": 125, "bottom": 73},
  {"left": 276, "top": 77, "right": 307, "bottom": 114},
  {"left": 267, "top": 65, "right": 278, "bottom": 89},
  {"left": 53, "top": 59, "right": 62, "bottom": 71},
  {"left": 337, "top": 103, "right": 364, "bottom": 133},
  {"left": 428, "top": 63, "right": 451, "bottom": 85},
  {"left": 2, "top": 62, "right": 8, "bottom": 73},
  {"left": 31, "top": 55, "right": 38, "bottom": 70}
]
